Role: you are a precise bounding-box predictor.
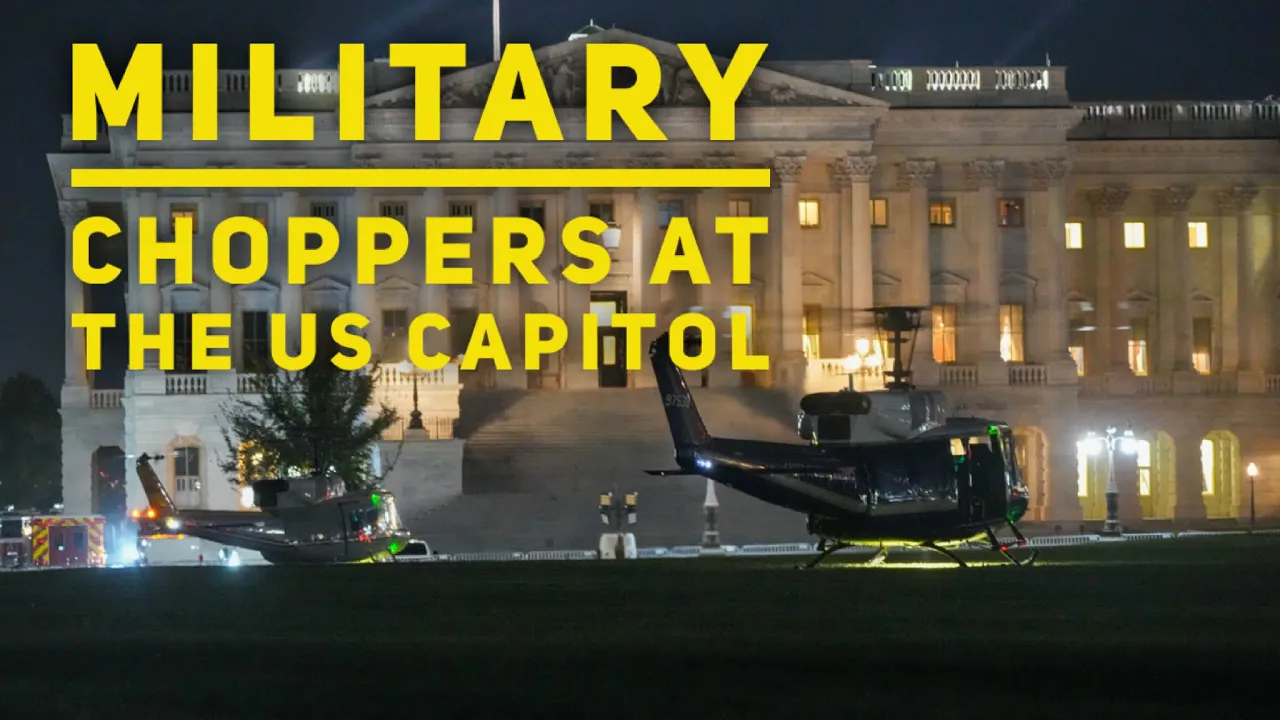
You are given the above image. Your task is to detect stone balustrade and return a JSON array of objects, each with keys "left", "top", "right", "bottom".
[{"left": 1071, "top": 99, "right": 1280, "bottom": 139}]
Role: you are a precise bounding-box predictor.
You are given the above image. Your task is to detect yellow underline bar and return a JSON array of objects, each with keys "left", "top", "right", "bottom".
[{"left": 71, "top": 168, "right": 772, "bottom": 189}]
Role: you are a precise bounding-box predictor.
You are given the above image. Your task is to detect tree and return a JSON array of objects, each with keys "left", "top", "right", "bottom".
[
  {"left": 0, "top": 374, "right": 62, "bottom": 510},
  {"left": 219, "top": 363, "right": 400, "bottom": 493}
]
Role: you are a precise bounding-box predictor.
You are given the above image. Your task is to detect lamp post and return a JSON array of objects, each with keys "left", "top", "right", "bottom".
[
  {"left": 842, "top": 337, "right": 883, "bottom": 392},
  {"left": 1246, "top": 462, "right": 1258, "bottom": 529},
  {"left": 395, "top": 361, "right": 425, "bottom": 431},
  {"left": 1081, "top": 425, "right": 1138, "bottom": 536}
]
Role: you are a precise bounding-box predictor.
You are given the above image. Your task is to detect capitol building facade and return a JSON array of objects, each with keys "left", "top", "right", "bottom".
[{"left": 50, "top": 26, "right": 1280, "bottom": 548}]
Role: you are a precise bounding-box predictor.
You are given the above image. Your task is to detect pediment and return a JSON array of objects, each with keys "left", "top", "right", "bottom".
[
  {"left": 367, "top": 28, "right": 889, "bottom": 110},
  {"left": 305, "top": 276, "right": 351, "bottom": 293},
  {"left": 159, "top": 283, "right": 209, "bottom": 313},
  {"left": 304, "top": 276, "right": 351, "bottom": 312},
  {"left": 376, "top": 276, "right": 419, "bottom": 309},
  {"left": 1000, "top": 270, "right": 1037, "bottom": 288},
  {"left": 872, "top": 271, "right": 900, "bottom": 288},
  {"left": 1190, "top": 290, "right": 1215, "bottom": 303},
  {"left": 233, "top": 280, "right": 280, "bottom": 312},
  {"left": 1065, "top": 289, "right": 1090, "bottom": 303},
  {"left": 931, "top": 271, "right": 969, "bottom": 287},
  {"left": 1126, "top": 289, "right": 1157, "bottom": 304},
  {"left": 802, "top": 271, "right": 833, "bottom": 287}
]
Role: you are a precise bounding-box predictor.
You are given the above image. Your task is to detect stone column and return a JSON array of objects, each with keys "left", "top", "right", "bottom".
[
  {"left": 490, "top": 153, "right": 525, "bottom": 389},
  {"left": 560, "top": 181, "right": 594, "bottom": 389},
  {"left": 1156, "top": 186, "right": 1196, "bottom": 375},
  {"left": 898, "top": 159, "right": 938, "bottom": 386},
  {"left": 419, "top": 177, "right": 451, "bottom": 358},
  {"left": 964, "top": 159, "right": 1007, "bottom": 385},
  {"left": 1223, "top": 185, "right": 1264, "bottom": 391},
  {"left": 1087, "top": 185, "right": 1132, "bottom": 377},
  {"left": 126, "top": 191, "right": 162, "bottom": 337},
  {"left": 830, "top": 154, "right": 877, "bottom": 357},
  {"left": 206, "top": 192, "right": 234, "bottom": 365},
  {"left": 1172, "top": 428, "right": 1207, "bottom": 521},
  {"left": 59, "top": 200, "right": 90, "bottom": 387},
  {"left": 347, "top": 188, "right": 379, "bottom": 350},
  {"left": 696, "top": 153, "right": 733, "bottom": 386},
  {"left": 275, "top": 191, "right": 304, "bottom": 353},
  {"left": 771, "top": 152, "right": 807, "bottom": 390},
  {"left": 628, "top": 153, "right": 663, "bottom": 389},
  {"left": 1029, "top": 159, "right": 1078, "bottom": 383}
]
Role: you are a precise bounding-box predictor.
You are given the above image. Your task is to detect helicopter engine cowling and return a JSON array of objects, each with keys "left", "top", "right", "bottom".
[
  {"left": 798, "top": 389, "right": 950, "bottom": 444},
  {"left": 251, "top": 475, "right": 348, "bottom": 509}
]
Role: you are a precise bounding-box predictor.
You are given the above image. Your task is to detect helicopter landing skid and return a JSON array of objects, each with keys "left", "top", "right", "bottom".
[
  {"left": 984, "top": 522, "right": 1039, "bottom": 567},
  {"left": 796, "top": 541, "right": 889, "bottom": 570}
]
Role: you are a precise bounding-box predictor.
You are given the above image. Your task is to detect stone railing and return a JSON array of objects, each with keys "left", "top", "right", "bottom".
[
  {"left": 1071, "top": 100, "right": 1280, "bottom": 139},
  {"left": 867, "top": 66, "right": 1069, "bottom": 106},
  {"left": 1268, "top": 375, "right": 1280, "bottom": 394},
  {"left": 88, "top": 389, "right": 123, "bottom": 408}
]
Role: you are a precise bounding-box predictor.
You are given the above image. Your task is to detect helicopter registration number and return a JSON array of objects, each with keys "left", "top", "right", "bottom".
[{"left": 663, "top": 393, "right": 692, "bottom": 409}]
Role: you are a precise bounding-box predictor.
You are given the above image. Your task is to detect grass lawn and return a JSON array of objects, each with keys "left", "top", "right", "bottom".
[{"left": 2, "top": 535, "right": 1278, "bottom": 718}]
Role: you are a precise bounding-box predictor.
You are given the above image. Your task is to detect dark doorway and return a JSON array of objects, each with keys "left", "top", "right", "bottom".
[
  {"left": 92, "top": 446, "right": 126, "bottom": 553},
  {"left": 50, "top": 525, "right": 88, "bottom": 567},
  {"left": 591, "top": 291, "right": 628, "bottom": 388}
]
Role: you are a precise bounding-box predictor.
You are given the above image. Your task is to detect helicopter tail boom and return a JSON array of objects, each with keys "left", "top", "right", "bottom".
[{"left": 649, "top": 331, "right": 711, "bottom": 452}]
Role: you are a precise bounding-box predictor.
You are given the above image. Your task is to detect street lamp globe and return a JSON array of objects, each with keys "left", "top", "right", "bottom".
[
  {"left": 1118, "top": 428, "right": 1139, "bottom": 456},
  {"left": 1080, "top": 432, "right": 1103, "bottom": 457},
  {"left": 842, "top": 354, "right": 863, "bottom": 373},
  {"left": 1247, "top": 462, "right": 1259, "bottom": 478}
]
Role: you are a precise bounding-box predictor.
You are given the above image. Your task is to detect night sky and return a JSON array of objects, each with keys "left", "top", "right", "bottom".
[{"left": 1, "top": 0, "right": 1275, "bottom": 389}]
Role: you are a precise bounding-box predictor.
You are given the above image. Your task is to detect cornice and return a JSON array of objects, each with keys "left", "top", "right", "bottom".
[{"left": 878, "top": 106, "right": 1086, "bottom": 131}]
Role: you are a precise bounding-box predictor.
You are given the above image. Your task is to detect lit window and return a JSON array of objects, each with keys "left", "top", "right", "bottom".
[
  {"left": 1077, "top": 443, "right": 1090, "bottom": 497},
  {"left": 1124, "top": 222, "right": 1145, "bottom": 249},
  {"left": 870, "top": 198, "right": 889, "bottom": 227},
  {"left": 658, "top": 200, "right": 684, "bottom": 228},
  {"left": 379, "top": 201, "right": 407, "bottom": 220},
  {"left": 1065, "top": 222, "right": 1083, "bottom": 249},
  {"left": 1135, "top": 439, "right": 1152, "bottom": 496},
  {"left": 931, "top": 304, "right": 957, "bottom": 363},
  {"left": 798, "top": 200, "right": 820, "bottom": 228},
  {"left": 998, "top": 199, "right": 1024, "bottom": 228},
  {"left": 1069, "top": 345, "right": 1085, "bottom": 377},
  {"left": 1200, "top": 439, "right": 1215, "bottom": 495},
  {"left": 1189, "top": 221, "right": 1208, "bottom": 248},
  {"left": 802, "top": 305, "right": 822, "bottom": 359},
  {"left": 170, "top": 205, "right": 198, "bottom": 236},
  {"left": 448, "top": 202, "right": 474, "bottom": 217},
  {"left": 728, "top": 305, "right": 753, "bottom": 356},
  {"left": 727, "top": 199, "right": 752, "bottom": 217},
  {"left": 999, "top": 305, "right": 1024, "bottom": 363},
  {"left": 381, "top": 309, "right": 409, "bottom": 362},
  {"left": 173, "top": 446, "right": 202, "bottom": 509},
  {"left": 929, "top": 201, "right": 955, "bottom": 227},
  {"left": 1192, "top": 318, "right": 1212, "bottom": 375},
  {"left": 1128, "top": 317, "right": 1149, "bottom": 376},
  {"left": 589, "top": 301, "right": 617, "bottom": 328}
]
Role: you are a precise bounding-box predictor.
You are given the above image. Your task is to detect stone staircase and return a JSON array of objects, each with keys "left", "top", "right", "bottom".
[
  {"left": 457, "top": 387, "right": 801, "bottom": 494},
  {"left": 410, "top": 387, "right": 812, "bottom": 552}
]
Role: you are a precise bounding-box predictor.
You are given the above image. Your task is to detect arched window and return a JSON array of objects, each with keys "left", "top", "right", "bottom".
[{"left": 172, "top": 446, "right": 202, "bottom": 509}]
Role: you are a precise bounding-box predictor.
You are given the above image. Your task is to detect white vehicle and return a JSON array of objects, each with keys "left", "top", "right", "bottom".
[{"left": 391, "top": 540, "right": 436, "bottom": 562}]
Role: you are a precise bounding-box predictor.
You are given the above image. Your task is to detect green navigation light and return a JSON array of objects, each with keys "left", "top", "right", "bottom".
[{"left": 370, "top": 493, "right": 381, "bottom": 507}]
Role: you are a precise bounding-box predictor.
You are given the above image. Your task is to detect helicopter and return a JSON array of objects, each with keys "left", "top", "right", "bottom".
[
  {"left": 132, "top": 454, "right": 412, "bottom": 564},
  {"left": 645, "top": 306, "right": 1037, "bottom": 569}
]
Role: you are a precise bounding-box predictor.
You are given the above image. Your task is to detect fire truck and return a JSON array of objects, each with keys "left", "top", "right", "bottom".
[{"left": 28, "top": 515, "right": 108, "bottom": 568}]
